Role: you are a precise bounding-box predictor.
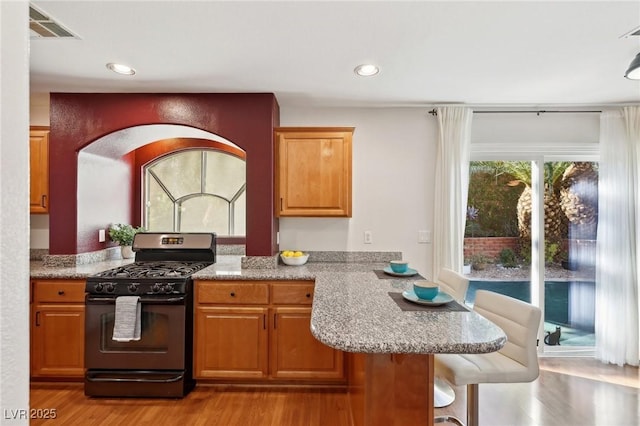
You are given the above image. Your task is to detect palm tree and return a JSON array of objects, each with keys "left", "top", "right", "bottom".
[
  {"left": 559, "top": 162, "right": 599, "bottom": 239},
  {"left": 487, "top": 161, "right": 571, "bottom": 252}
]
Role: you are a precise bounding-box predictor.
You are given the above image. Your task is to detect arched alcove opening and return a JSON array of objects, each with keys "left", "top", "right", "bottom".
[
  {"left": 50, "top": 93, "right": 279, "bottom": 256},
  {"left": 78, "top": 125, "right": 248, "bottom": 249}
]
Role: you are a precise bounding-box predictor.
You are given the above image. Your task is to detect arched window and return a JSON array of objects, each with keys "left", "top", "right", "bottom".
[{"left": 143, "top": 149, "right": 246, "bottom": 236}]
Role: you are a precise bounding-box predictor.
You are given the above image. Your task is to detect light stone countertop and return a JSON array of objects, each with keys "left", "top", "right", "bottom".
[
  {"left": 31, "top": 255, "right": 507, "bottom": 355},
  {"left": 30, "top": 259, "right": 136, "bottom": 279}
]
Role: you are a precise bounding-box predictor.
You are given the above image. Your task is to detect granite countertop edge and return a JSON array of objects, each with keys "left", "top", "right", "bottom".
[{"left": 30, "top": 257, "right": 507, "bottom": 355}]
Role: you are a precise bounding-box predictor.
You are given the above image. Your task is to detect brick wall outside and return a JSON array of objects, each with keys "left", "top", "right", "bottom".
[
  {"left": 464, "top": 237, "right": 597, "bottom": 264},
  {"left": 464, "top": 237, "right": 520, "bottom": 261}
]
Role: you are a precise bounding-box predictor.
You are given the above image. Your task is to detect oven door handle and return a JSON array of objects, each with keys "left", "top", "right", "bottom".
[{"left": 85, "top": 295, "right": 187, "bottom": 304}]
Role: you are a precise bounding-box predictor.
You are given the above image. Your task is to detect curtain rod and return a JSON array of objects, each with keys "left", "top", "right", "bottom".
[{"left": 428, "top": 109, "right": 602, "bottom": 116}]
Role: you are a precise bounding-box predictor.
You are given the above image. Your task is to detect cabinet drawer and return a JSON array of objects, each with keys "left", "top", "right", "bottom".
[
  {"left": 34, "top": 280, "right": 85, "bottom": 303},
  {"left": 197, "top": 282, "right": 269, "bottom": 304},
  {"left": 271, "top": 282, "right": 315, "bottom": 305}
]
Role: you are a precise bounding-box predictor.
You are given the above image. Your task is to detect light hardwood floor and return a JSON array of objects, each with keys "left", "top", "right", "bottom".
[{"left": 30, "top": 358, "right": 639, "bottom": 426}]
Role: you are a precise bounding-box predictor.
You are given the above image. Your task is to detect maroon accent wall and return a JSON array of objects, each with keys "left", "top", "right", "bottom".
[{"left": 49, "top": 93, "right": 280, "bottom": 256}]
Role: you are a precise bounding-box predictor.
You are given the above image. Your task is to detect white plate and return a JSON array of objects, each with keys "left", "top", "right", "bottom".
[
  {"left": 402, "top": 289, "right": 454, "bottom": 306},
  {"left": 383, "top": 266, "right": 418, "bottom": 277}
]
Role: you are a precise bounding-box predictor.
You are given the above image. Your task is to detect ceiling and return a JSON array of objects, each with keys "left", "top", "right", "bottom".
[{"left": 29, "top": 1, "right": 640, "bottom": 108}]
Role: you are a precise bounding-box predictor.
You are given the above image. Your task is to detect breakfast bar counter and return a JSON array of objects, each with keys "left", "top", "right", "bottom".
[
  {"left": 308, "top": 270, "right": 506, "bottom": 354},
  {"left": 306, "top": 270, "right": 506, "bottom": 426}
]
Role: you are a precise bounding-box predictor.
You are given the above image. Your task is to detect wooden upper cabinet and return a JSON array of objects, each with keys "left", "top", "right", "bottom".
[
  {"left": 30, "top": 127, "right": 50, "bottom": 214},
  {"left": 275, "top": 127, "right": 353, "bottom": 217}
]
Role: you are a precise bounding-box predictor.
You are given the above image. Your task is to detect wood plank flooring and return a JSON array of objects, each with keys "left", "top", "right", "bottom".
[{"left": 30, "top": 358, "right": 639, "bottom": 426}]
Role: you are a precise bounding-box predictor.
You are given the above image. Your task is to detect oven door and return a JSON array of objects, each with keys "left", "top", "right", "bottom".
[{"left": 85, "top": 294, "right": 188, "bottom": 370}]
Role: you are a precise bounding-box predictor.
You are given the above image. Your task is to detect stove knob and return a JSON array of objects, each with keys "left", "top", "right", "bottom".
[
  {"left": 94, "top": 283, "right": 104, "bottom": 293},
  {"left": 104, "top": 283, "right": 115, "bottom": 293},
  {"left": 151, "top": 283, "right": 162, "bottom": 293},
  {"left": 128, "top": 283, "right": 139, "bottom": 293},
  {"left": 165, "top": 283, "right": 174, "bottom": 293}
]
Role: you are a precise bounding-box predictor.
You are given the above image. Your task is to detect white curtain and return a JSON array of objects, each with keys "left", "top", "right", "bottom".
[
  {"left": 595, "top": 107, "right": 640, "bottom": 366},
  {"left": 432, "top": 107, "right": 473, "bottom": 277}
]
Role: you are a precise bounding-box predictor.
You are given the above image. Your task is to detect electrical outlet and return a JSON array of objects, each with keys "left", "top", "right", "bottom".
[
  {"left": 98, "top": 229, "right": 106, "bottom": 243},
  {"left": 418, "top": 230, "right": 431, "bottom": 243},
  {"left": 364, "top": 230, "right": 373, "bottom": 244}
]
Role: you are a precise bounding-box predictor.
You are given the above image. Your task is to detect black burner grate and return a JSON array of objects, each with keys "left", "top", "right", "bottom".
[{"left": 92, "top": 261, "right": 212, "bottom": 279}]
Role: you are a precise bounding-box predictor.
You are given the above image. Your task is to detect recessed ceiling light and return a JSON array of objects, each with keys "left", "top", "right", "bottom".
[
  {"left": 354, "top": 64, "right": 379, "bottom": 77},
  {"left": 106, "top": 62, "right": 136, "bottom": 76}
]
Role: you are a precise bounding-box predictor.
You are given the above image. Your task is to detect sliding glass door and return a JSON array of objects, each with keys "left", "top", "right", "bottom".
[
  {"left": 465, "top": 159, "right": 597, "bottom": 352},
  {"left": 542, "top": 161, "right": 597, "bottom": 350}
]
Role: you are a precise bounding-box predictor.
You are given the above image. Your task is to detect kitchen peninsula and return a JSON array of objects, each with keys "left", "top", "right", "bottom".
[{"left": 31, "top": 254, "right": 506, "bottom": 426}]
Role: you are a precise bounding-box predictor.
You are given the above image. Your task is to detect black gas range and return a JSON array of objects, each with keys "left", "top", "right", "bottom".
[{"left": 84, "top": 232, "right": 215, "bottom": 398}]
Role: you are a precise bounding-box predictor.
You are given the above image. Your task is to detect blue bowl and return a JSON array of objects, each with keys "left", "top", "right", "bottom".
[
  {"left": 413, "top": 281, "right": 439, "bottom": 300},
  {"left": 390, "top": 260, "right": 409, "bottom": 273}
]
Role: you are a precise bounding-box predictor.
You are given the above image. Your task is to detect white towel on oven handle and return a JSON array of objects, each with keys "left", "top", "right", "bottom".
[{"left": 112, "top": 296, "right": 141, "bottom": 342}]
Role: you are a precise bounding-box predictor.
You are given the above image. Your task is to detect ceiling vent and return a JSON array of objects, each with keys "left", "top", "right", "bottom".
[{"left": 29, "top": 3, "right": 79, "bottom": 39}]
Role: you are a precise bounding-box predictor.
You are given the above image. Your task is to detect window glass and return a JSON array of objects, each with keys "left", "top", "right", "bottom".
[
  {"left": 180, "top": 195, "right": 229, "bottom": 233},
  {"left": 204, "top": 151, "right": 245, "bottom": 199},
  {"left": 144, "top": 149, "right": 246, "bottom": 236},
  {"left": 146, "top": 177, "right": 175, "bottom": 231},
  {"left": 148, "top": 150, "right": 201, "bottom": 199}
]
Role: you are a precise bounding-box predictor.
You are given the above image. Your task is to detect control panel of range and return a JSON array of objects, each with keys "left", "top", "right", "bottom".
[{"left": 90, "top": 281, "right": 187, "bottom": 295}]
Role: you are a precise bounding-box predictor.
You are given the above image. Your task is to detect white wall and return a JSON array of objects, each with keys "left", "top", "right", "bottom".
[
  {"left": 1, "top": 1, "right": 30, "bottom": 422},
  {"left": 471, "top": 111, "right": 600, "bottom": 159},
  {"left": 29, "top": 92, "right": 50, "bottom": 126},
  {"left": 279, "top": 107, "right": 438, "bottom": 277}
]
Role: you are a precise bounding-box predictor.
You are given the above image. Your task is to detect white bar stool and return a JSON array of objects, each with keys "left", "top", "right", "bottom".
[
  {"left": 433, "top": 268, "right": 470, "bottom": 408},
  {"left": 434, "top": 290, "right": 542, "bottom": 426}
]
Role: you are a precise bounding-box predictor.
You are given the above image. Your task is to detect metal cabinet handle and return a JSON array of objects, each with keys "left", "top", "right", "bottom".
[
  {"left": 58, "top": 290, "right": 65, "bottom": 296},
  {"left": 306, "top": 293, "right": 311, "bottom": 298},
  {"left": 41, "top": 195, "right": 47, "bottom": 208},
  {"left": 35, "top": 311, "right": 40, "bottom": 326},
  {"left": 230, "top": 292, "right": 235, "bottom": 297}
]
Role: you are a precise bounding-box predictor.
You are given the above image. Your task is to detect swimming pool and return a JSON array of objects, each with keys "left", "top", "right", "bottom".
[{"left": 466, "top": 280, "right": 595, "bottom": 333}]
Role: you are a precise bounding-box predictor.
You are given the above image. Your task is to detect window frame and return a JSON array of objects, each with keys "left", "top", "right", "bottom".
[{"left": 135, "top": 138, "right": 247, "bottom": 245}]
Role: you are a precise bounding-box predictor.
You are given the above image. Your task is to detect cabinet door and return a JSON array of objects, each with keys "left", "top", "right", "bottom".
[
  {"left": 275, "top": 128, "right": 353, "bottom": 217},
  {"left": 270, "top": 306, "right": 344, "bottom": 380},
  {"left": 29, "top": 129, "right": 49, "bottom": 214},
  {"left": 31, "top": 304, "right": 85, "bottom": 377},
  {"left": 194, "top": 306, "right": 268, "bottom": 379}
]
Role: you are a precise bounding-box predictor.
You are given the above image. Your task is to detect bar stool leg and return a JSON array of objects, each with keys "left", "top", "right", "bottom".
[
  {"left": 434, "top": 377, "right": 456, "bottom": 407},
  {"left": 434, "top": 415, "right": 465, "bottom": 425},
  {"left": 467, "top": 384, "right": 479, "bottom": 426}
]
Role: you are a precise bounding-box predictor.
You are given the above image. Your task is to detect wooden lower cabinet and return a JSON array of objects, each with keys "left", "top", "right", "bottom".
[
  {"left": 195, "top": 306, "right": 269, "bottom": 379},
  {"left": 194, "top": 280, "right": 344, "bottom": 383},
  {"left": 31, "top": 280, "right": 85, "bottom": 378},
  {"left": 348, "top": 353, "right": 434, "bottom": 426},
  {"left": 271, "top": 306, "right": 343, "bottom": 380}
]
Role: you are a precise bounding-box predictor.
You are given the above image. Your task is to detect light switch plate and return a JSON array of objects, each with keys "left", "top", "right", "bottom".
[
  {"left": 418, "top": 230, "right": 431, "bottom": 244},
  {"left": 98, "top": 229, "right": 106, "bottom": 243},
  {"left": 364, "top": 231, "right": 373, "bottom": 244}
]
